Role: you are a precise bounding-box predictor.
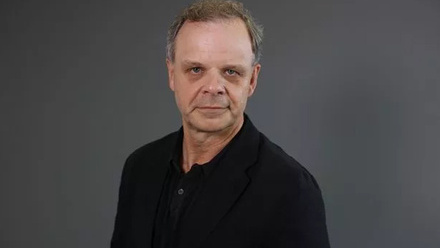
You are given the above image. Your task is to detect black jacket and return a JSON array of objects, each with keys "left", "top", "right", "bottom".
[{"left": 111, "top": 116, "right": 330, "bottom": 248}]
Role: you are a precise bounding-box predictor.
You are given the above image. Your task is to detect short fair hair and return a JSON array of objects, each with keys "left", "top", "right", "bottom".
[{"left": 166, "top": 0, "right": 264, "bottom": 64}]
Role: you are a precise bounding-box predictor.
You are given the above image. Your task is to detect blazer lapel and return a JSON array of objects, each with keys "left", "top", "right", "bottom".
[
  {"left": 178, "top": 117, "right": 261, "bottom": 248},
  {"left": 133, "top": 162, "right": 168, "bottom": 247},
  {"left": 130, "top": 131, "right": 181, "bottom": 247}
]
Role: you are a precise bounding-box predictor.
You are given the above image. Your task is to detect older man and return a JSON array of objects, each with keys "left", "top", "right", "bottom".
[{"left": 111, "top": 1, "right": 330, "bottom": 247}]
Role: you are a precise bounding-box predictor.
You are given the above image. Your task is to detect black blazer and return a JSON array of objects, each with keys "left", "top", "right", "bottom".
[{"left": 111, "top": 117, "right": 330, "bottom": 248}]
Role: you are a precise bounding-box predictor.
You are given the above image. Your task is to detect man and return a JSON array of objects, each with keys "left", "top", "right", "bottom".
[{"left": 111, "top": 1, "right": 330, "bottom": 247}]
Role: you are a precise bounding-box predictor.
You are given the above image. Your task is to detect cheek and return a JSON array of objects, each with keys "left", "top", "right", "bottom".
[
  {"left": 175, "top": 87, "right": 189, "bottom": 107},
  {"left": 174, "top": 77, "right": 198, "bottom": 107},
  {"left": 227, "top": 84, "right": 250, "bottom": 106}
]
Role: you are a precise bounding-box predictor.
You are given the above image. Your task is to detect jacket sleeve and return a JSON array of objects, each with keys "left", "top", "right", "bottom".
[
  {"left": 267, "top": 168, "right": 331, "bottom": 248},
  {"left": 292, "top": 170, "right": 331, "bottom": 248}
]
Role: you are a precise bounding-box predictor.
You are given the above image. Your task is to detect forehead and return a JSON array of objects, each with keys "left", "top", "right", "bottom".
[{"left": 174, "top": 18, "right": 254, "bottom": 65}]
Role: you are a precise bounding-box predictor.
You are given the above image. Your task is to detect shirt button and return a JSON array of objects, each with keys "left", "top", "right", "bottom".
[{"left": 177, "top": 188, "right": 184, "bottom": 195}]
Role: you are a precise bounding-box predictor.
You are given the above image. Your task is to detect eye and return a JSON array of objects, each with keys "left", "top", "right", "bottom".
[
  {"left": 190, "top": 67, "right": 202, "bottom": 74},
  {"left": 225, "top": 69, "right": 238, "bottom": 76}
]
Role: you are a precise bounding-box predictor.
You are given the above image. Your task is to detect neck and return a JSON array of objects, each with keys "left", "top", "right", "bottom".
[{"left": 180, "top": 117, "right": 244, "bottom": 173}]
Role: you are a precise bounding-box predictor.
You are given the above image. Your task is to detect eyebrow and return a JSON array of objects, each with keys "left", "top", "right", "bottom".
[
  {"left": 181, "top": 60, "right": 204, "bottom": 68},
  {"left": 180, "top": 60, "right": 249, "bottom": 74},
  {"left": 222, "top": 64, "right": 246, "bottom": 72}
]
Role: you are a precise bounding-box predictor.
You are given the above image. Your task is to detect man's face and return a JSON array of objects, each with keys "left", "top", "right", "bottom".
[{"left": 167, "top": 18, "right": 261, "bottom": 133}]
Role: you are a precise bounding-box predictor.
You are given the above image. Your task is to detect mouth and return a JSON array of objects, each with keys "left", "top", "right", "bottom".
[
  {"left": 195, "top": 106, "right": 228, "bottom": 116},
  {"left": 198, "top": 106, "right": 226, "bottom": 109}
]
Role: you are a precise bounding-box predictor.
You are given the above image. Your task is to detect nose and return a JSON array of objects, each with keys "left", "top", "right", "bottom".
[{"left": 202, "top": 72, "right": 226, "bottom": 95}]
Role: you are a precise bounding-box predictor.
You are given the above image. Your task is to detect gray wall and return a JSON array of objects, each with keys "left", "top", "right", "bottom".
[{"left": 1, "top": 0, "right": 439, "bottom": 247}]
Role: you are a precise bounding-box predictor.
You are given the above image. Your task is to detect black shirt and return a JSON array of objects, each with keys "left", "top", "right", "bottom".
[{"left": 152, "top": 129, "right": 231, "bottom": 248}]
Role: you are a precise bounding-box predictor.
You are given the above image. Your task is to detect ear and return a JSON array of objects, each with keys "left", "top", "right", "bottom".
[
  {"left": 248, "top": 63, "right": 261, "bottom": 97},
  {"left": 166, "top": 59, "right": 175, "bottom": 91}
]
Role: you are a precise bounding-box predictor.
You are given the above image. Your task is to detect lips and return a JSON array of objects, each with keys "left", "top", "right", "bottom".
[
  {"left": 196, "top": 106, "right": 228, "bottom": 115},
  {"left": 198, "top": 106, "right": 226, "bottom": 109}
]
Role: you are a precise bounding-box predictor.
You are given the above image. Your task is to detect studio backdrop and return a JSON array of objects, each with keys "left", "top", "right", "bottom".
[{"left": 1, "top": 0, "right": 439, "bottom": 247}]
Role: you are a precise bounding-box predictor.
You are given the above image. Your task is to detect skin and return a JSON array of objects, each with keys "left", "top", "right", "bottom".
[{"left": 166, "top": 18, "right": 261, "bottom": 172}]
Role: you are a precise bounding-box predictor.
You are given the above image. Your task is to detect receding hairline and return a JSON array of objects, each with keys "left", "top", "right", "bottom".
[
  {"left": 175, "top": 17, "right": 253, "bottom": 44},
  {"left": 172, "top": 18, "right": 255, "bottom": 64},
  {"left": 166, "top": 0, "right": 263, "bottom": 64}
]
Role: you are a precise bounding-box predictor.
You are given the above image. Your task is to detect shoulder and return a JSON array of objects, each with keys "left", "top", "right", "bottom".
[
  {"left": 130, "top": 131, "right": 178, "bottom": 159},
  {"left": 254, "top": 134, "right": 330, "bottom": 248},
  {"left": 255, "top": 133, "right": 321, "bottom": 193},
  {"left": 122, "top": 130, "right": 179, "bottom": 172}
]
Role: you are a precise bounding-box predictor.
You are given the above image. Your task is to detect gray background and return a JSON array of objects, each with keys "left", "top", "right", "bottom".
[{"left": 1, "top": 0, "right": 439, "bottom": 247}]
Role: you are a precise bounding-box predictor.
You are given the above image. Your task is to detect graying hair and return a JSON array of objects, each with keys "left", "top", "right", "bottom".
[{"left": 166, "top": 0, "right": 263, "bottom": 65}]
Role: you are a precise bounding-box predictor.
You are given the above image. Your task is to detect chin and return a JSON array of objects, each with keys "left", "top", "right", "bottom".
[
  {"left": 187, "top": 113, "right": 235, "bottom": 133},
  {"left": 193, "top": 119, "right": 232, "bottom": 133}
]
